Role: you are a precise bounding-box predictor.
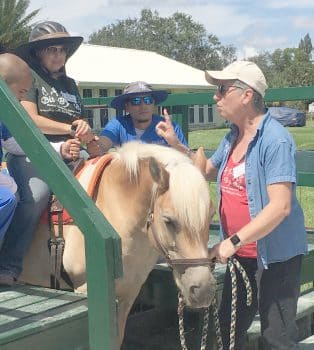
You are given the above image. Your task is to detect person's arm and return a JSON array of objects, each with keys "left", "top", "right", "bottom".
[
  {"left": 21, "top": 101, "right": 94, "bottom": 143},
  {"left": 205, "top": 158, "right": 218, "bottom": 181},
  {"left": 208, "top": 182, "right": 292, "bottom": 263},
  {"left": 86, "top": 136, "right": 113, "bottom": 157},
  {"left": 2, "top": 137, "right": 25, "bottom": 155},
  {"left": 21, "top": 101, "right": 73, "bottom": 135}
]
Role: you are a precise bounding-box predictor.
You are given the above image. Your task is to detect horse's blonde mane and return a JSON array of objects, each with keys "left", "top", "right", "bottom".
[{"left": 113, "top": 142, "right": 210, "bottom": 235}]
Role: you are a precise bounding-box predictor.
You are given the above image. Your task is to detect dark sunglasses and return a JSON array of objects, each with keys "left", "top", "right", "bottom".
[
  {"left": 129, "top": 96, "right": 154, "bottom": 106},
  {"left": 44, "top": 46, "right": 68, "bottom": 55},
  {"left": 217, "top": 84, "right": 243, "bottom": 96}
]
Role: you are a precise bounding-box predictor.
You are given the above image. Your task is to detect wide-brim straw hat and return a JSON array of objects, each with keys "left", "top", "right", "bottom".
[
  {"left": 111, "top": 81, "right": 168, "bottom": 109},
  {"left": 14, "top": 21, "right": 83, "bottom": 63}
]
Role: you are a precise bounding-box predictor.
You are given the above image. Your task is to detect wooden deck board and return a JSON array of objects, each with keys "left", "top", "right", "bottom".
[{"left": 0, "top": 285, "right": 88, "bottom": 350}]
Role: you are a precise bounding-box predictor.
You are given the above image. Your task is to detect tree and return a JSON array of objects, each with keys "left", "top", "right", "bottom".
[
  {"left": 249, "top": 35, "right": 314, "bottom": 89},
  {"left": 89, "top": 9, "right": 236, "bottom": 70},
  {"left": 0, "top": 0, "right": 39, "bottom": 51},
  {"left": 298, "top": 33, "right": 313, "bottom": 57}
]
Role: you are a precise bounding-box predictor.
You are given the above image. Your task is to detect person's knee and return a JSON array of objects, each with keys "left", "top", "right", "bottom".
[{"left": 0, "top": 188, "right": 17, "bottom": 210}]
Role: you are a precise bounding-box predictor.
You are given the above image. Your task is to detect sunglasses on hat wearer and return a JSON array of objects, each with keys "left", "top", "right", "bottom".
[
  {"left": 43, "top": 46, "right": 69, "bottom": 55},
  {"left": 129, "top": 96, "right": 154, "bottom": 106},
  {"left": 217, "top": 83, "right": 244, "bottom": 96}
]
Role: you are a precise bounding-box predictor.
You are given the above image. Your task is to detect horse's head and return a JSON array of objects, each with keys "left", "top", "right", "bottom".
[{"left": 146, "top": 150, "right": 216, "bottom": 308}]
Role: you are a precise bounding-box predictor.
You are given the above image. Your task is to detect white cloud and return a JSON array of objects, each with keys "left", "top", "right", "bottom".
[
  {"left": 28, "top": 0, "right": 109, "bottom": 23},
  {"left": 293, "top": 16, "right": 314, "bottom": 29},
  {"left": 28, "top": 1, "right": 252, "bottom": 38},
  {"left": 267, "top": 0, "right": 314, "bottom": 9},
  {"left": 240, "top": 47, "right": 258, "bottom": 59},
  {"left": 26, "top": 0, "right": 313, "bottom": 57}
]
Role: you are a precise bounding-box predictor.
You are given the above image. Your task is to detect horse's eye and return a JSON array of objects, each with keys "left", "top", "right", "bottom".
[{"left": 163, "top": 216, "right": 179, "bottom": 233}]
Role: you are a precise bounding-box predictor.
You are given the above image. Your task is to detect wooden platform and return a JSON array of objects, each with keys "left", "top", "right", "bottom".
[{"left": 0, "top": 285, "right": 88, "bottom": 350}]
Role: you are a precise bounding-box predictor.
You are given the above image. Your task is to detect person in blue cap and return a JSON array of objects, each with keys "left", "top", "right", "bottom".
[{"left": 87, "top": 81, "right": 190, "bottom": 156}]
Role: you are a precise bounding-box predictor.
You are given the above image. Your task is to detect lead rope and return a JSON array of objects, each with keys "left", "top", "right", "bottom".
[{"left": 177, "top": 257, "right": 252, "bottom": 350}]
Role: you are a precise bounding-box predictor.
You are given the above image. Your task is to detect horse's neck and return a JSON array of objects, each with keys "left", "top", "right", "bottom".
[{"left": 96, "top": 159, "right": 160, "bottom": 277}]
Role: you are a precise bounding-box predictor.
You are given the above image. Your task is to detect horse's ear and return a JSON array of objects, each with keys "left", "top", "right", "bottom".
[
  {"left": 192, "top": 147, "right": 207, "bottom": 177},
  {"left": 148, "top": 157, "right": 169, "bottom": 194}
]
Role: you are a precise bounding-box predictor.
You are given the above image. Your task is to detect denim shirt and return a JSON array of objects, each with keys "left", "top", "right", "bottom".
[{"left": 211, "top": 110, "right": 307, "bottom": 268}]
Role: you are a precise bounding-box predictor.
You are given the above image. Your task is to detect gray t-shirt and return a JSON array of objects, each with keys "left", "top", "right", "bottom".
[{"left": 25, "top": 67, "right": 85, "bottom": 142}]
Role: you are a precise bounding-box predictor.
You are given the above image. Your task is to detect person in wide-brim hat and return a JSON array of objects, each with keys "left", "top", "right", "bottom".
[
  {"left": 111, "top": 81, "right": 168, "bottom": 110},
  {"left": 14, "top": 21, "right": 83, "bottom": 64}
]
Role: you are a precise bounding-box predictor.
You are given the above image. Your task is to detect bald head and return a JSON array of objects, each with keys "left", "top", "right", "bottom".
[{"left": 0, "top": 53, "right": 32, "bottom": 101}]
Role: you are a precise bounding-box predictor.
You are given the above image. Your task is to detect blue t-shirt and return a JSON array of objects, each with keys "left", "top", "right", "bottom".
[
  {"left": 211, "top": 110, "right": 307, "bottom": 268},
  {"left": 100, "top": 114, "right": 188, "bottom": 147}
]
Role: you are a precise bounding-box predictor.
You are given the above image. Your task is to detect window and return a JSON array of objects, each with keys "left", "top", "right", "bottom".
[
  {"left": 188, "top": 107, "right": 194, "bottom": 124},
  {"left": 207, "top": 105, "right": 213, "bottom": 122},
  {"left": 199, "top": 106, "right": 204, "bottom": 123},
  {"left": 115, "top": 89, "right": 122, "bottom": 96},
  {"left": 82, "top": 89, "right": 92, "bottom": 98},
  {"left": 100, "top": 108, "right": 108, "bottom": 127},
  {"left": 85, "top": 109, "right": 94, "bottom": 128},
  {"left": 99, "top": 89, "right": 108, "bottom": 97}
]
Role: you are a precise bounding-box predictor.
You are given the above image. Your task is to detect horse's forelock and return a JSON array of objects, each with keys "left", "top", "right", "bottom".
[{"left": 168, "top": 162, "right": 210, "bottom": 237}]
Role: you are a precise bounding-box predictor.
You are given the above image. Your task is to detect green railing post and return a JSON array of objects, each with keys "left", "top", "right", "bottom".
[{"left": 0, "top": 78, "right": 122, "bottom": 350}]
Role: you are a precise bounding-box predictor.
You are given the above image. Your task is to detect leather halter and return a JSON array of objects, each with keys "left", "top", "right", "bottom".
[{"left": 146, "top": 211, "right": 214, "bottom": 269}]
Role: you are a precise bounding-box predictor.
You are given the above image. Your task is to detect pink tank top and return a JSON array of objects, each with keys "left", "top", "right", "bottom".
[{"left": 220, "top": 155, "right": 257, "bottom": 258}]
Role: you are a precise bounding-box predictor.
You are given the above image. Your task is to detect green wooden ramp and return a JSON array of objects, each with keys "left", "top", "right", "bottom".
[{"left": 0, "top": 285, "right": 88, "bottom": 350}]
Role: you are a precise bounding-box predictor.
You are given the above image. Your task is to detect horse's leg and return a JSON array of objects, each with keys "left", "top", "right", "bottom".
[{"left": 62, "top": 225, "right": 87, "bottom": 291}]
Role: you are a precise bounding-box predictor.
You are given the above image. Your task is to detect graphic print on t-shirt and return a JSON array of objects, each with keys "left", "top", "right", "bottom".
[
  {"left": 221, "top": 159, "right": 246, "bottom": 196},
  {"left": 40, "top": 86, "right": 81, "bottom": 115}
]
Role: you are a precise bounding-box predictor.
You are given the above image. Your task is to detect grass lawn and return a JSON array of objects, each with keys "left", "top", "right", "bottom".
[{"left": 188, "top": 119, "right": 314, "bottom": 228}]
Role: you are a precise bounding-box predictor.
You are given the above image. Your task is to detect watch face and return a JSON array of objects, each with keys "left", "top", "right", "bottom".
[{"left": 230, "top": 234, "right": 241, "bottom": 247}]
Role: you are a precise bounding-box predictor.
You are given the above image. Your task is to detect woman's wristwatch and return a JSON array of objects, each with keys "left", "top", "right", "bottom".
[
  {"left": 230, "top": 234, "right": 242, "bottom": 248},
  {"left": 69, "top": 125, "right": 76, "bottom": 137}
]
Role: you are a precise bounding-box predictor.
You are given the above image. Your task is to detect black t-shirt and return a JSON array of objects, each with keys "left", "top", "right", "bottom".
[{"left": 25, "top": 67, "right": 85, "bottom": 142}]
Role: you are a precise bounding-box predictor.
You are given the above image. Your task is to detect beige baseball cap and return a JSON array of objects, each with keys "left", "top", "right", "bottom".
[{"left": 205, "top": 60, "right": 268, "bottom": 97}]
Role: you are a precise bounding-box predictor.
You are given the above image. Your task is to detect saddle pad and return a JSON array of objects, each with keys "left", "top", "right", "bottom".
[{"left": 43, "top": 154, "right": 114, "bottom": 225}]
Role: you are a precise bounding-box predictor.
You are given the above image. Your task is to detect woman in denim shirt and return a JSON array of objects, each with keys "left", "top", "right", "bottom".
[
  {"left": 204, "top": 61, "right": 307, "bottom": 350},
  {"left": 157, "top": 60, "right": 307, "bottom": 350}
]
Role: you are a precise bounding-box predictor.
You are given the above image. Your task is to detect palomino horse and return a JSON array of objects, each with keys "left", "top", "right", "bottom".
[{"left": 20, "top": 141, "right": 216, "bottom": 346}]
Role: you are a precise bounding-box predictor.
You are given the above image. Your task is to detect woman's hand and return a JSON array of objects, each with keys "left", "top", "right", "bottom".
[
  {"left": 71, "top": 120, "right": 94, "bottom": 143},
  {"left": 208, "top": 238, "right": 238, "bottom": 264}
]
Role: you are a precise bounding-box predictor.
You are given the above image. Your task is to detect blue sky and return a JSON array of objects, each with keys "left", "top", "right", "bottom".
[{"left": 28, "top": 0, "right": 314, "bottom": 59}]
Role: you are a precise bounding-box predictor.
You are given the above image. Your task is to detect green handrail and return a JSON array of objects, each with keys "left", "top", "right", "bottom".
[
  {"left": 83, "top": 86, "right": 314, "bottom": 108},
  {"left": 0, "top": 78, "right": 123, "bottom": 350}
]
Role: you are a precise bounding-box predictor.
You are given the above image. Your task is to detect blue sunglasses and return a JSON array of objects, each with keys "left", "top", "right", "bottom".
[{"left": 129, "top": 96, "right": 154, "bottom": 106}]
